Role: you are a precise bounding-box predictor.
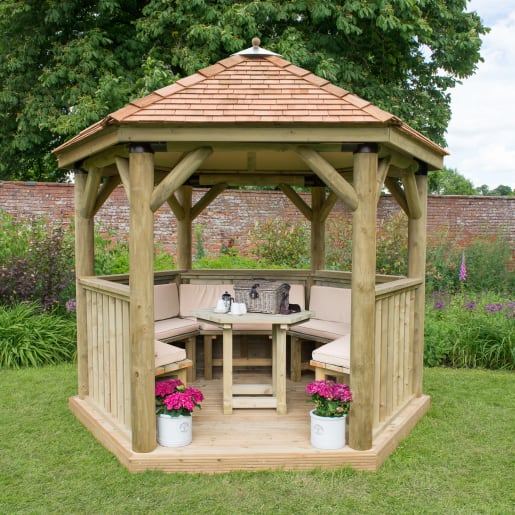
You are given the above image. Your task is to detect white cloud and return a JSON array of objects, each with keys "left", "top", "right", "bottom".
[{"left": 445, "top": 0, "right": 515, "bottom": 189}]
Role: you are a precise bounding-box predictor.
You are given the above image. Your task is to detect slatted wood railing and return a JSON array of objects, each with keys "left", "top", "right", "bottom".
[
  {"left": 373, "top": 278, "right": 422, "bottom": 435},
  {"left": 79, "top": 277, "right": 131, "bottom": 429}
]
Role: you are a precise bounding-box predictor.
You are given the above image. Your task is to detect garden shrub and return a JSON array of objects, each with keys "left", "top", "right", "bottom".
[
  {"left": 326, "top": 211, "right": 409, "bottom": 275},
  {"left": 424, "top": 292, "right": 514, "bottom": 370},
  {"left": 94, "top": 226, "right": 175, "bottom": 275},
  {"left": 426, "top": 230, "right": 514, "bottom": 295},
  {"left": 0, "top": 302, "right": 76, "bottom": 368},
  {"left": 247, "top": 219, "right": 310, "bottom": 269},
  {"left": 193, "top": 253, "right": 272, "bottom": 269},
  {"left": 325, "top": 218, "right": 352, "bottom": 271},
  {"left": 0, "top": 211, "right": 75, "bottom": 310}
]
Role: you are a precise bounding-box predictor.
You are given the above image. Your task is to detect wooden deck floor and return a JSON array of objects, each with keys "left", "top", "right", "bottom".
[{"left": 69, "top": 371, "right": 430, "bottom": 473}]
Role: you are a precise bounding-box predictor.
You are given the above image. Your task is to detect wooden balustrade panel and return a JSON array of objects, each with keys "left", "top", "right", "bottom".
[
  {"left": 84, "top": 285, "right": 131, "bottom": 430},
  {"left": 374, "top": 283, "right": 418, "bottom": 430}
]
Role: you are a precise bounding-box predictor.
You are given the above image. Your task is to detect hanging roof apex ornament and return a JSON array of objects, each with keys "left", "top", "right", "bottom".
[{"left": 234, "top": 37, "right": 282, "bottom": 57}]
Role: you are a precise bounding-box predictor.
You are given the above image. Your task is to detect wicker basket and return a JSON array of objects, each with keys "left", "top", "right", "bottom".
[{"left": 234, "top": 280, "right": 290, "bottom": 314}]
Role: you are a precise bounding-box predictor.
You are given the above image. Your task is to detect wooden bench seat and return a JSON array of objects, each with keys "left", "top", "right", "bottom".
[
  {"left": 288, "top": 285, "right": 351, "bottom": 381},
  {"left": 310, "top": 335, "right": 350, "bottom": 383},
  {"left": 154, "top": 340, "right": 192, "bottom": 383},
  {"left": 154, "top": 281, "right": 307, "bottom": 381},
  {"left": 154, "top": 282, "right": 198, "bottom": 381}
]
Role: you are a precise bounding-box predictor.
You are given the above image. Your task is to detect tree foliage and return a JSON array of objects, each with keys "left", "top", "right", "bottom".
[
  {"left": 428, "top": 167, "right": 476, "bottom": 195},
  {"left": 0, "top": 0, "right": 487, "bottom": 181}
]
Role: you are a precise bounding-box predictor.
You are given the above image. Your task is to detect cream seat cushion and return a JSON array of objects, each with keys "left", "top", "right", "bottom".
[
  {"left": 154, "top": 340, "right": 187, "bottom": 368},
  {"left": 311, "top": 335, "right": 351, "bottom": 370},
  {"left": 290, "top": 320, "right": 350, "bottom": 341},
  {"left": 155, "top": 318, "right": 200, "bottom": 340}
]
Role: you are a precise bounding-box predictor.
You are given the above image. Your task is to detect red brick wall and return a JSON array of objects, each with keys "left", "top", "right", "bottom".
[{"left": 0, "top": 181, "right": 513, "bottom": 258}]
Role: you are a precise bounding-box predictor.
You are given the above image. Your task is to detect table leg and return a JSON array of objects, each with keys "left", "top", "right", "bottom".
[
  {"left": 274, "top": 323, "right": 288, "bottom": 414},
  {"left": 222, "top": 324, "right": 233, "bottom": 414}
]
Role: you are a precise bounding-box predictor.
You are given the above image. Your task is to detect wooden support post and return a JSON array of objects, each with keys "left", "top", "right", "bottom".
[
  {"left": 74, "top": 169, "right": 94, "bottom": 399},
  {"left": 176, "top": 186, "right": 193, "bottom": 270},
  {"left": 128, "top": 144, "right": 156, "bottom": 453},
  {"left": 311, "top": 187, "right": 325, "bottom": 271},
  {"left": 408, "top": 171, "right": 428, "bottom": 397},
  {"left": 349, "top": 143, "right": 378, "bottom": 451}
]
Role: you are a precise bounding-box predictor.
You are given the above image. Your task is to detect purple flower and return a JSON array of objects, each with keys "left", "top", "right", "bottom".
[
  {"left": 65, "top": 298, "right": 76, "bottom": 313},
  {"left": 485, "top": 303, "right": 503, "bottom": 313},
  {"left": 433, "top": 301, "right": 445, "bottom": 310},
  {"left": 459, "top": 252, "right": 467, "bottom": 282},
  {"left": 465, "top": 301, "right": 477, "bottom": 310}
]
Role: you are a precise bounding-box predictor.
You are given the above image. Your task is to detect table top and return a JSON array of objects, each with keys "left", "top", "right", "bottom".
[{"left": 193, "top": 308, "right": 313, "bottom": 326}]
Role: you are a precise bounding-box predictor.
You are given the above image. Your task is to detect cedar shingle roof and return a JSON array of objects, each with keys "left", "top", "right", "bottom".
[
  {"left": 54, "top": 48, "right": 447, "bottom": 157},
  {"left": 109, "top": 54, "right": 395, "bottom": 125}
]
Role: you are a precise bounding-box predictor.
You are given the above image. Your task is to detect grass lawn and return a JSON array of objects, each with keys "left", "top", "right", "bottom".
[{"left": 1, "top": 366, "right": 513, "bottom": 514}]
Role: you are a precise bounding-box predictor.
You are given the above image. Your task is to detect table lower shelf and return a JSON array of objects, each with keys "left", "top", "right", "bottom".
[{"left": 231, "top": 383, "right": 277, "bottom": 409}]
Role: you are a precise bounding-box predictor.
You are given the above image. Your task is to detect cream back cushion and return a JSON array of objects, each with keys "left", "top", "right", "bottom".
[
  {"left": 179, "top": 284, "right": 235, "bottom": 317},
  {"left": 308, "top": 286, "right": 351, "bottom": 324},
  {"left": 154, "top": 283, "right": 180, "bottom": 321}
]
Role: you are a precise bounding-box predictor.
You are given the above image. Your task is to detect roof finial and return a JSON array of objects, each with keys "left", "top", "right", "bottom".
[{"left": 234, "top": 38, "right": 281, "bottom": 57}]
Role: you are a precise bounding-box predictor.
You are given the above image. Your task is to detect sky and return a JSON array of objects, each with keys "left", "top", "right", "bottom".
[{"left": 445, "top": 0, "right": 515, "bottom": 189}]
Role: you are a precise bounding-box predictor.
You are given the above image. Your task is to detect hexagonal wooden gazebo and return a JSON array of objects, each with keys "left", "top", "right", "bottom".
[{"left": 53, "top": 41, "right": 447, "bottom": 472}]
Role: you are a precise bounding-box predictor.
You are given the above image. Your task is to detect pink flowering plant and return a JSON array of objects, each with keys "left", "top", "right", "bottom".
[
  {"left": 155, "top": 379, "right": 203, "bottom": 417},
  {"left": 306, "top": 379, "right": 352, "bottom": 418}
]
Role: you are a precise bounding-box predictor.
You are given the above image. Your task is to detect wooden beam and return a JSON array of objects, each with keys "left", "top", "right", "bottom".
[
  {"left": 128, "top": 147, "right": 156, "bottom": 453},
  {"left": 376, "top": 156, "right": 392, "bottom": 203},
  {"left": 401, "top": 171, "right": 422, "bottom": 220},
  {"left": 349, "top": 146, "right": 378, "bottom": 451},
  {"left": 74, "top": 171, "right": 95, "bottom": 399},
  {"left": 191, "top": 183, "right": 227, "bottom": 220},
  {"left": 150, "top": 146, "right": 212, "bottom": 212},
  {"left": 83, "top": 145, "right": 129, "bottom": 169},
  {"left": 408, "top": 174, "right": 428, "bottom": 397},
  {"left": 166, "top": 193, "right": 185, "bottom": 221},
  {"left": 319, "top": 191, "right": 338, "bottom": 222},
  {"left": 295, "top": 146, "right": 359, "bottom": 211},
  {"left": 199, "top": 173, "right": 305, "bottom": 187},
  {"left": 91, "top": 175, "right": 121, "bottom": 217},
  {"left": 115, "top": 157, "right": 130, "bottom": 202},
  {"left": 80, "top": 167, "right": 102, "bottom": 218},
  {"left": 118, "top": 125, "right": 391, "bottom": 145},
  {"left": 378, "top": 147, "right": 415, "bottom": 170},
  {"left": 278, "top": 183, "right": 312, "bottom": 221},
  {"left": 384, "top": 177, "right": 410, "bottom": 216}
]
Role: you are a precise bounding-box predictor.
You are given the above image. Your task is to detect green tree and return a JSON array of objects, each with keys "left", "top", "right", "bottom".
[
  {"left": 428, "top": 167, "right": 476, "bottom": 195},
  {"left": 476, "top": 184, "right": 514, "bottom": 196},
  {"left": 490, "top": 185, "right": 514, "bottom": 196},
  {"left": 1, "top": 0, "right": 487, "bottom": 182}
]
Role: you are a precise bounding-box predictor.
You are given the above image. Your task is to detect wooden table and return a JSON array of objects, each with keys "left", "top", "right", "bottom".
[{"left": 193, "top": 309, "right": 312, "bottom": 414}]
